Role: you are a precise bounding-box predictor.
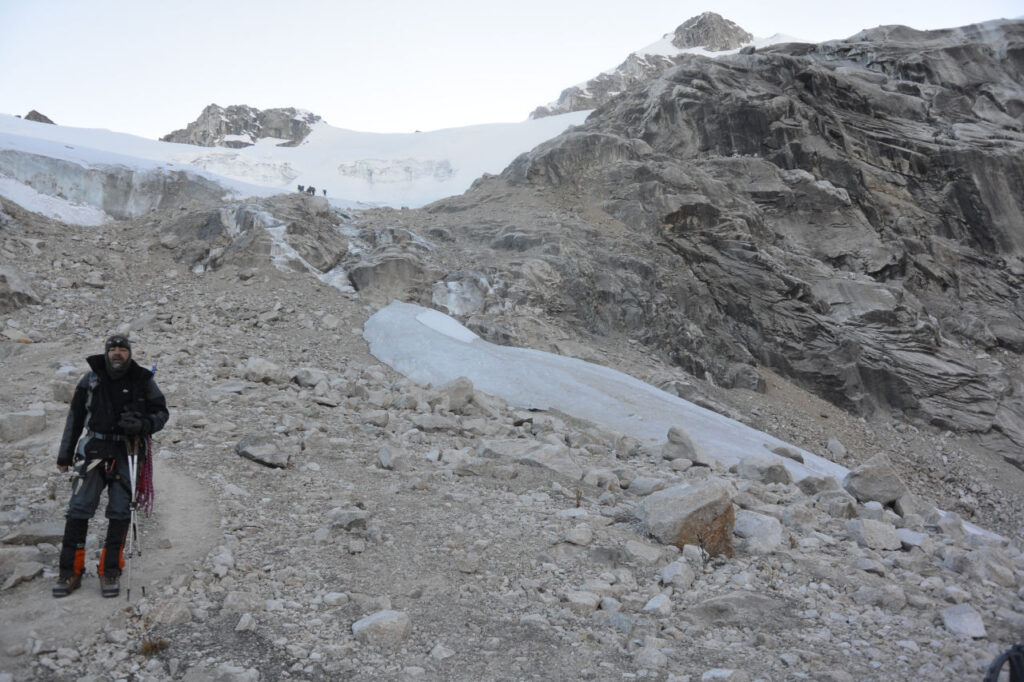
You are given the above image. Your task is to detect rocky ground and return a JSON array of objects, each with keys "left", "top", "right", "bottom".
[{"left": 1, "top": 195, "right": 1023, "bottom": 681}]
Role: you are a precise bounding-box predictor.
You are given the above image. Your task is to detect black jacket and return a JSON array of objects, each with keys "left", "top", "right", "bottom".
[{"left": 57, "top": 355, "right": 170, "bottom": 466}]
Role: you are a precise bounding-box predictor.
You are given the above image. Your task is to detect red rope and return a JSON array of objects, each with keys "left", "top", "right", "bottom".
[{"left": 136, "top": 436, "right": 155, "bottom": 517}]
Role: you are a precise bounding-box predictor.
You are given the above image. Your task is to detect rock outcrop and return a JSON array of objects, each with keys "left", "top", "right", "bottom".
[
  {"left": 670, "top": 12, "right": 753, "bottom": 51},
  {"left": 511, "top": 20, "right": 1024, "bottom": 470},
  {"left": 531, "top": 12, "right": 753, "bottom": 119},
  {"left": 161, "top": 104, "right": 322, "bottom": 148},
  {"left": 23, "top": 110, "right": 54, "bottom": 124}
]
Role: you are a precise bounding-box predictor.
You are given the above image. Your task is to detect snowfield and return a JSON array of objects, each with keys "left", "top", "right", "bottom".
[{"left": 0, "top": 111, "right": 590, "bottom": 218}]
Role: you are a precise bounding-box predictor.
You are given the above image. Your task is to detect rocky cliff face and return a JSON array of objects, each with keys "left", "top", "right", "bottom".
[
  {"left": 161, "top": 104, "right": 321, "bottom": 148},
  {"left": 531, "top": 12, "right": 753, "bottom": 119},
  {"left": 357, "top": 20, "right": 1024, "bottom": 471}
]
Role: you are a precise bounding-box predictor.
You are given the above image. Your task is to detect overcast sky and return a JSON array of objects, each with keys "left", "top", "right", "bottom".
[{"left": 1, "top": 0, "right": 1020, "bottom": 139}]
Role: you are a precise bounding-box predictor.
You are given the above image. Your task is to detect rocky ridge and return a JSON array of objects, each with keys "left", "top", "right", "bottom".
[
  {"left": 0, "top": 183, "right": 1022, "bottom": 680},
  {"left": 531, "top": 13, "right": 753, "bottom": 119},
  {"left": 160, "top": 104, "right": 322, "bottom": 148}
]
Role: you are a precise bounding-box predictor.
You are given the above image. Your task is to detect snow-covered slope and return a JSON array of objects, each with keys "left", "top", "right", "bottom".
[{"left": 0, "top": 111, "right": 590, "bottom": 220}]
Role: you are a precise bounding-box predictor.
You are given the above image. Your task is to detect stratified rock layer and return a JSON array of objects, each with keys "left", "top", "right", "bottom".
[{"left": 507, "top": 20, "right": 1024, "bottom": 469}]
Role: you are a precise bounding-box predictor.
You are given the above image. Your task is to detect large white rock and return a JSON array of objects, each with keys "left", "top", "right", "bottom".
[
  {"left": 434, "top": 376, "right": 475, "bottom": 413},
  {"left": 842, "top": 453, "right": 908, "bottom": 504},
  {"left": 565, "top": 590, "right": 601, "bottom": 614},
  {"left": 737, "top": 454, "right": 792, "bottom": 484},
  {"left": 947, "top": 546, "right": 1018, "bottom": 588},
  {"left": 0, "top": 410, "right": 46, "bottom": 442},
  {"left": 352, "top": 610, "right": 412, "bottom": 646},
  {"left": 661, "top": 558, "right": 696, "bottom": 589},
  {"left": 941, "top": 603, "right": 986, "bottom": 638},
  {"left": 733, "top": 509, "right": 785, "bottom": 554},
  {"left": 660, "top": 425, "right": 710, "bottom": 465},
  {"left": 845, "top": 518, "right": 902, "bottom": 551},
  {"left": 517, "top": 443, "right": 584, "bottom": 480},
  {"left": 291, "top": 367, "right": 328, "bottom": 387},
  {"left": 642, "top": 593, "right": 672, "bottom": 616},
  {"left": 243, "top": 356, "right": 283, "bottom": 383}
]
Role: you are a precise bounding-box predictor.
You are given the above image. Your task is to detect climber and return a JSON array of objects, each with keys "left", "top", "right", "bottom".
[{"left": 52, "top": 335, "right": 168, "bottom": 598}]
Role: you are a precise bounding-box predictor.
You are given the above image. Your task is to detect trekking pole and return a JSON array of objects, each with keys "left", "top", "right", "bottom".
[{"left": 126, "top": 437, "right": 139, "bottom": 601}]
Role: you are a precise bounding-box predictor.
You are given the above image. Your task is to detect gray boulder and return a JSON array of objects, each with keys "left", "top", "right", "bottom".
[
  {"left": 733, "top": 509, "right": 784, "bottom": 554},
  {"left": 0, "top": 410, "right": 45, "bottom": 442},
  {"left": 845, "top": 518, "right": 902, "bottom": 551},
  {"left": 235, "top": 436, "right": 290, "bottom": 468},
  {"left": 842, "top": 454, "right": 908, "bottom": 505},
  {"left": 351, "top": 610, "right": 411, "bottom": 646},
  {"left": 940, "top": 603, "right": 986, "bottom": 638},
  {"left": 736, "top": 454, "right": 792, "bottom": 484},
  {"left": 661, "top": 425, "right": 710, "bottom": 465},
  {"left": 0, "top": 265, "right": 40, "bottom": 313},
  {"left": 636, "top": 478, "right": 737, "bottom": 556}
]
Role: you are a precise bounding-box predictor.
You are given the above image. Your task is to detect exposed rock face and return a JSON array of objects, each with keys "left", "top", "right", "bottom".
[
  {"left": 161, "top": 104, "right": 322, "bottom": 148},
  {"left": 671, "top": 12, "right": 752, "bottom": 51},
  {"left": 23, "top": 110, "right": 55, "bottom": 124},
  {"left": 531, "top": 13, "right": 752, "bottom": 119},
  {"left": 508, "top": 20, "right": 1024, "bottom": 470},
  {"left": 362, "top": 20, "right": 1024, "bottom": 472}
]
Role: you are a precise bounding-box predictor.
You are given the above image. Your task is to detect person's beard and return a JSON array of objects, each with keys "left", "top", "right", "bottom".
[{"left": 105, "top": 354, "right": 129, "bottom": 379}]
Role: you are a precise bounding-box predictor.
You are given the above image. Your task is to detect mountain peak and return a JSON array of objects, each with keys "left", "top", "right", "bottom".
[
  {"left": 161, "top": 104, "right": 322, "bottom": 148},
  {"left": 671, "top": 12, "right": 753, "bottom": 51},
  {"left": 531, "top": 13, "right": 755, "bottom": 119}
]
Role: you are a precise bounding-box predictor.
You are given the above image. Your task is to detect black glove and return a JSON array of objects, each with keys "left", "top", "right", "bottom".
[{"left": 118, "top": 412, "right": 150, "bottom": 435}]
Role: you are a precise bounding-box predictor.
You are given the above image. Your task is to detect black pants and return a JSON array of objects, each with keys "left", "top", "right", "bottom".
[
  {"left": 60, "top": 439, "right": 134, "bottom": 576},
  {"left": 67, "top": 440, "right": 132, "bottom": 521}
]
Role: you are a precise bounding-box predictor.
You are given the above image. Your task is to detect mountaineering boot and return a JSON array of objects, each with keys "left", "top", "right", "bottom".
[
  {"left": 53, "top": 517, "right": 88, "bottom": 598},
  {"left": 52, "top": 572, "right": 82, "bottom": 597},
  {"left": 99, "top": 518, "right": 130, "bottom": 598},
  {"left": 99, "top": 571, "right": 120, "bottom": 598}
]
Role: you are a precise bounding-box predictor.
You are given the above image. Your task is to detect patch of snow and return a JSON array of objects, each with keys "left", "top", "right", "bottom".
[{"left": 365, "top": 301, "right": 848, "bottom": 482}]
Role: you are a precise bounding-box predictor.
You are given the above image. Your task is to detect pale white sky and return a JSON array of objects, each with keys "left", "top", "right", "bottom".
[{"left": 1, "top": 0, "right": 1020, "bottom": 139}]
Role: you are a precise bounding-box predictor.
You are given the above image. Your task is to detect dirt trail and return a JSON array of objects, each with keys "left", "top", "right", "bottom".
[{"left": 0, "top": 461, "right": 219, "bottom": 673}]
